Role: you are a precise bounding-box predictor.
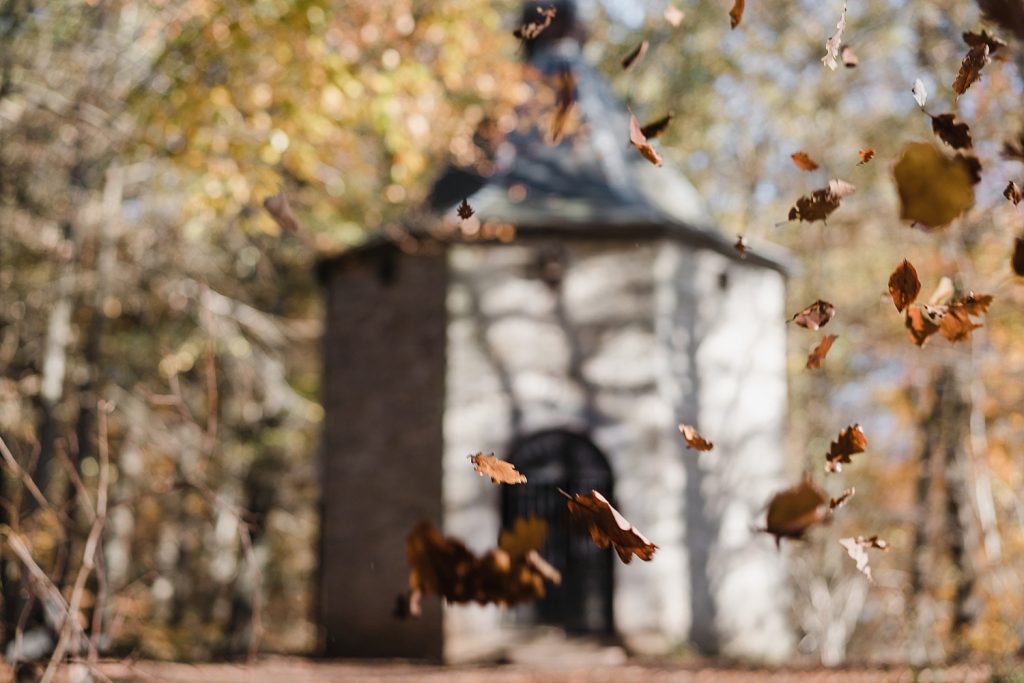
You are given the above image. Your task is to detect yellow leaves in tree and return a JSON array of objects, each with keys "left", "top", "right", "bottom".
[
  {"left": 468, "top": 452, "right": 527, "bottom": 485},
  {"left": 893, "top": 142, "right": 975, "bottom": 228},
  {"left": 562, "top": 490, "right": 657, "bottom": 563}
]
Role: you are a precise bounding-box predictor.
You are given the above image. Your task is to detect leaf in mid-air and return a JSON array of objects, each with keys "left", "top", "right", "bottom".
[
  {"left": 468, "top": 452, "right": 527, "bottom": 485},
  {"left": 563, "top": 489, "right": 657, "bottom": 563},
  {"left": 679, "top": 424, "right": 714, "bottom": 451},
  {"left": 888, "top": 259, "right": 921, "bottom": 313},
  {"left": 825, "top": 423, "right": 868, "bottom": 473}
]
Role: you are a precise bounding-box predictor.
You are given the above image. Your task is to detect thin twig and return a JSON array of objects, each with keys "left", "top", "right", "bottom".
[{"left": 0, "top": 432, "right": 53, "bottom": 514}]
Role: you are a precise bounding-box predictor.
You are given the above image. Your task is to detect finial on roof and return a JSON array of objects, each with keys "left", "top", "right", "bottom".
[{"left": 519, "top": 0, "right": 584, "bottom": 60}]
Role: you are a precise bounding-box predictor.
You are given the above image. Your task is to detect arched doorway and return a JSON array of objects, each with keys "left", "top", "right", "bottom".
[{"left": 502, "top": 430, "right": 614, "bottom": 634}]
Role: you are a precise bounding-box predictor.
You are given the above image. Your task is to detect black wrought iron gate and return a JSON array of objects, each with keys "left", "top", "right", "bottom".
[{"left": 501, "top": 430, "right": 614, "bottom": 634}]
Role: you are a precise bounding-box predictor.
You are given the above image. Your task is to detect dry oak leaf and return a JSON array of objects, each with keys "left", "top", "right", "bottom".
[
  {"left": 468, "top": 452, "right": 527, "bottom": 485},
  {"left": 1013, "top": 237, "right": 1024, "bottom": 276},
  {"left": 826, "top": 423, "right": 868, "bottom": 473},
  {"left": 841, "top": 45, "right": 859, "bottom": 68},
  {"left": 791, "top": 151, "right": 820, "bottom": 171},
  {"left": 977, "top": 0, "right": 1024, "bottom": 40},
  {"left": 640, "top": 113, "right": 673, "bottom": 140},
  {"left": 729, "top": 0, "right": 745, "bottom": 28},
  {"left": 1005, "top": 181, "right": 1022, "bottom": 205},
  {"left": 953, "top": 43, "right": 990, "bottom": 96},
  {"left": 938, "top": 292, "right": 993, "bottom": 342},
  {"left": 788, "top": 179, "right": 856, "bottom": 223},
  {"left": 888, "top": 259, "right": 922, "bottom": 313},
  {"left": 514, "top": 5, "right": 557, "bottom": 43},
  {"left": 963, "top": 28, "right": 1007, "bottom": 54},
  {"left": 790, "top": 299, "right": 836, "bottom": 330},
  {"left": 457, "top": 198, "right": 475, "bottom": 220},
  {"left": 263, "top": 192, "right": 299, "bottom": 233},
  {"left": 734, "top": 234, "right": 748, "bottom": 258},
  {"left": 562, "top": 489, "right": 657, "bottom": 563},
  {"left": 905, "top": 305, "right": 943, "bottom": 346},
  {"left": 763, "top": 476, "right": 829, "bottom": 547},
  {"left": 629, "top": 112, "right": 663, "bottom": 167},
  {"left": 499, "top": 517, "right": 560, "bottom": 587},
  {"left": 665, "top": 4, "right": 685, "bottom": 27},
  {"left": 806, "top": 334, "right": 838, "bottom": 370},
  {"left": 912, "top": 78, "right": 928, "bottom": 108},
  {"left": 679, "top": 424, "right": 714, "bottom": 451},
  {"left": 839, "top": 535, "right": 890, "bottom": 582},
  {"left": 931, "top": 113, "right": 974, "bottom": 150},
  {"left": 893, "top": 142, "right": 975, "bottom": 228},
  {"left": 830, "top": 487, "right": 856, "bottom": 511},
  {"left": 621, "top": 40, "right": 649, "bottom": 70},
  {"left": 822, "top": 0, "right": 848, "bottom": 71},
  {"left": 858, "top": 148, "right": 875, "bottom": 165}
]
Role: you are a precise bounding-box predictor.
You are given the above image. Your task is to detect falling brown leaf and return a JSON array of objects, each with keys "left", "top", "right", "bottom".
[
  {"left": 640, "top": 113, "right": 673, "bottom": 140},
  {"left": 499, "top": 516, "right": 549, "bottom": 561},
  {"left": 791, "top": 151, "right": 820, "bottom": 171},
  {"left": 806, "top": 334, "right": 839, "bottom": 370},
  {"left": 841, "top": 45, "right": 859, "bottom": 67},
  {"left": 952, "top": 43, "right": 990, "bottom": 96},
  {"left": 457, "top": 198, "right": 475, "bottom": 220},
  {"left": 563, "top": 489, "right": 657, "bottom": 563},
  {"left": 729, "top": 0, "right": 745, "bottom": 28},
  {"left": 912, "top": 78, "right": 928, "bottom": 108},
  {"left": 665, "top": 4, "right": 685, "bottom": 27},
  {"left": 629, "top": 112, "right": 663, "bottom": 167},
  {"left": 829, "top": 487, "right": 856, "bottom": 511},
  {"left": 905, "top": 305, "right": 943, "bottom": 346},
  {"left": 858, "top": 149, "right": 875, "bottom": 165},
  {"left": 763, "top": 477, "right": 830, "bottom": 547},
  {"left": 734, "top": 234, "right": 748, "bottom": 257},
  {"left": 888, "top": 259, "right": 921, "bottom": 313},
  {"left": 1013, "top": 237, "right": 1024, "bottom": 276},
  {"left": 963, "top": 28, "right": 1007, "bottom": 54},
  {"left": 263, "top": 192, "right": 299, "bottom": 233},
  {"left": 621, "top": 40, "right": 649, "bottom": 70},
  {"left": 513, "top": 5, "right": 557, "bottom": 43},
  {"left": 893, "top": 142, "right": 975, "bottom": 228},
  {"left": 679, "top": 424, "right": 714, "bottom": 451},
  {"left": 905, "top": 289, "right": 992, "bottom": 346},
  {"left": 1004, "top": 181, "right": 1022, "bottom": 205},
  {"left": 931, "top": 113, "right": 974, "bottom": 150},
  {"left": 549, "top": 69, "right": 576, "bottom": 144},
  {"left": 977, "top": 0, "right": 1024, "bottom": 40},
  {"left": 839, "top": 535, "right": 890, "bottom": 582},
  {"left": 825, "top": 423, "right": 868, "bottom": 473},
  {"left": 468, "top": 452, "right": 527, "bottom": 485},
  {"left": 822, "top": 0, "right": 849, "bottom": 71},
  {"left": 788, "top": 179, "right": 856, "bottom": 222},
  {"left": 790, "top": 300, "right": 837, "bottom": 330}
]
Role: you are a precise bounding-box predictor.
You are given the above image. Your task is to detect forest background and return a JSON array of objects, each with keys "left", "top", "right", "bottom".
[{"left": 1, "top": 0, "right": 1023, "bottom": 670}]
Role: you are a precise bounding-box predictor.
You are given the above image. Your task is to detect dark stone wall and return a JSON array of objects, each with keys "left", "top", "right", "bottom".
[{"left": 318, "top": 246, "right": 448, "bottom": 659}]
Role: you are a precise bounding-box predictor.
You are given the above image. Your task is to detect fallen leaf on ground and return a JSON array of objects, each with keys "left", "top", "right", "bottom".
[
  {"left": 629, "top": 112, "right": 663, "bottom": 167},
  {"left": 563, "top": 489, "right": 657, "bottom": 563},
  {"left": 826, "top": 423, "right": 868, "bottom": 473},
  {"left": 763, "top": 477, "right": 829, "bottom": 546},
  {"left": 839, "top": 535, "right": 890, "bottom": 582},
  {"left": 679, "top": 424, "right": 714, "bottom": 451},
  {"left": 791, "top": 151, "right": 820, "bottom": 171},
  {"left": 729, "top": 0, "right": 745, "bottom": 28},
  {"left": 952, "top": 43, "right": 990, "bottom": 96},
  {"left": 893, "top": 142, "right": 975, "bottom": 228},
  {"left": 790, "top": 300, "right": 837, "bottom": 330},
  {"left": 468, "top": 452, "right": 527, "bottom": 484},
  {"left": 1005, "top": 181, "right": 1022, "bottom": 205},
  {"left": 858, "top": 148, "right": 875, "bottom": 165},
  {"left": 263, "top": 192, "right": 299, "bottom": 233},
  {"left": 457, "top": 198, "right": 475, "bottom": 219},
  {"left": 806, "top": 334, "right": 838, "bottom": 370},
  {"left": 888, "top": 259, "right": 921, "bottom": 313},
  {"left": 931, "top": 113, "right": 973, "bottom": 150},
  {"left": 788, "top": 179, "right": 856, "bottom": 222},
  {"left": 822, "top": 0, "right": 849, "bottom": 70},
  {"left": 621, "top": 40, "right": 649, "bottom": 70},
  {"left": 640, "top": 113, "right": 673, "bottom": 140},
  {"left": 830, "top": 487, "right": 856, "bottom": 510}
]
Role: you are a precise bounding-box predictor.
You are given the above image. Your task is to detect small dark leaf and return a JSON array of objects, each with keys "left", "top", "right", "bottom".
[
  {"left": 825, "top": 424, "right": 868, "bottom": 473},
  {"left": 1004, "top": 181, "right": 1022, "bottom": 205},
  {"left": 621, "top": 40, "right": 649, "bottom": 70},
  {"left": 931, "top": 113, "right": 974, "bottom": 150},
  {"left": 457, "top": 198, "right": 475, "bottom": 220},
  {"left": 1013, "top": 237, "right": 1024, "bottom": 276},
  {"left": 640, "top": 113, "right": 673, "bottom": 140},
  {"left": 952, "top": 43, "right": 990, "bottom": 96},
  {"left": 888, "top": 259, "right": 922, "bottom": 313},
  {"left": 790, "top": 300, "right": 837, "bottom": 330}
]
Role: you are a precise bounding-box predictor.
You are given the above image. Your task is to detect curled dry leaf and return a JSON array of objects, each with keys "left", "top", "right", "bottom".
[
  {"left": 1013, "top": 237, "right": 1024, "bottom": 276},
  {"left": 640, "top": 113, "right": 673, "bottom": 140},
  {"left": 806, "top": 334, "right": 838, "bottom": 370},
  {"left": 826, "top": 423, "right": 868, "bottom": 473},
  {"left": 562, "top": 489, "right": 657, "bottom": 563},
  {"left": 931, "top": 113, "right": 973, "bottom": 150},
  {"left": 468, "top": 452, "right": 527, "bottom": 485},
  {"left": 729, "top": 0, "right": 745, "bottom": 28},
  {"left": 821, "top": 0, "right": 849, "bottom": 71},
  {"left": 457, "top": 198, "right": 475, "bottom": 220},
  {"left": 790, "top": 299, "right": 836, "bottom": 330},
  {"left": 763, "top": 476, "right": 829, "bottom": 547},
  {"left": 893, "top": 142, "right": 975, "bottom": 228},
  {"left": 629, "top": 112, "right": 663, "bottom": 167},
  {"left": 791, "top": 151, "right": 820, "bottom": 171},
  {"left": 905, "top": 290, "right": 993, "bottom": 346},
  {"left": 788, "top": 179, "right": 856, "bottom": 222},
  {"left": 1005, "top": 181, "right": 1022, "bottom": 205},
  {"left": 621, "top": 40, "right": 649, "bottom": 70},
  {"left": 830, "top": 487, "right": 856, "bottom": 511},
  {"left": 839, "top": 535, "right": 890, "bottom": 582},
  {"left": 549, "top": 70, "right": 576, "bottom": 144},
  {"left": 912, "top": 78, "right": 928, "bottom": 108},
  {"left": 905, "top": 305, "right": 943, "bottom": 346},
  {"left": 952, "top": 43, "right": 990, "bottom": 96},
  {"left": 514, "top": 5, "right": 557, "bottom": 43},
  {"left": 679, "top": 424, "right": 714, "bottom": 451},
  {"left": 888, "top": 259, "right": 921, "bottom": 313},
  {"left": 734, "top": 234, "right": 748, "bottom": 258},
  {"left": 665, "top": 4, "right": 685, "bottom": 27},
  {"left": 963, "top": 28, "right": 1007, "bottom": 54},
  {"left": 263, "top": 192, "right": 299, "bottom": 233},
  {"left": 858, "top": 148, "right": 875, "bottom": 165},
  {"left": 977, "top": 0, "right": 1024, "bottom": 40},
  {"left": 841, "top": 45, "right": 858, "bottom": 68}
]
